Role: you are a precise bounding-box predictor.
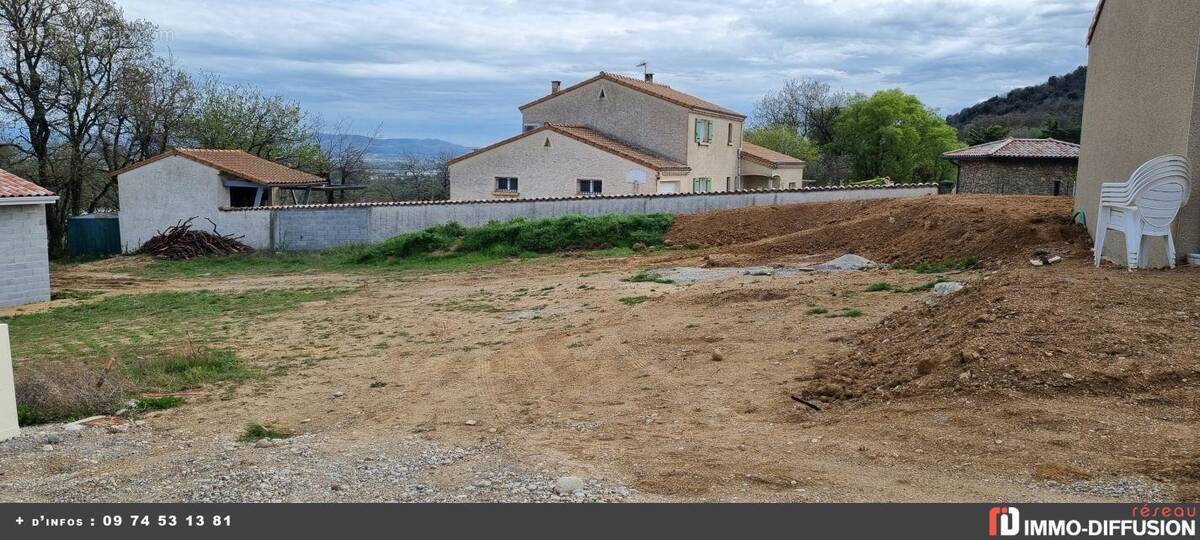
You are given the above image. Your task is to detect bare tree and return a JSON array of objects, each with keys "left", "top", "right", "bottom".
[
  {"left": 316, "top": 119, "right": 379, "bottom": 202},
  {"left": 752, "top": 79, "right": 853, "bottom": 145}
]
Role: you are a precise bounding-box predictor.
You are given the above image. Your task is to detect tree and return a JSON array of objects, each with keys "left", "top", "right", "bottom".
[
  {"left": 752, "top": 79, "right": 852, "bottom": 145},
  {"left": 184, "top": 80, "right": 322, "bottom": 171},
  {"left": 744, "top": 124, "right": 818, "bottom": 161},
  {"left": 833, "top": 89, "right": 963, "bottom": 183},
  {"left": 964, "top": 124, "right": 1009, "bottom": 146},
  {"left": 1039, "top": 117, "right": 1081, "bottom": 143}
]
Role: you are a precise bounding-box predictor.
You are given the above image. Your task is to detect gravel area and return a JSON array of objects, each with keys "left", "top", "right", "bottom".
[{"left": 0, "top": 420, "right": 634, "bottom": 503}]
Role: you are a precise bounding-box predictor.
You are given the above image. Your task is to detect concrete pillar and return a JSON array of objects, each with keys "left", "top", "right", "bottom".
[{"left": 0, "top": 324, "right": 17, "bottom": 441}]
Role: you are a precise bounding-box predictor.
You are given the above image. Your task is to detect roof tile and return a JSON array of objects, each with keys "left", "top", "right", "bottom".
[
  {"left": 740, "top": 143, "right": 806, "bottom": 168},
  {"left": 448, "top": 123, "right": 690, "bottom": 172},
  {"left": 112, "top": 148, "right": 325, "bottom": 186},
  {"left": 943, "top": 138, "right": 1080, "bottom": 160},
  {"left": 519, "top": 72, "right": 745, "bottom": 119},
  {"left": 0, "top": 169, "right": 55, "bottom": 199}
]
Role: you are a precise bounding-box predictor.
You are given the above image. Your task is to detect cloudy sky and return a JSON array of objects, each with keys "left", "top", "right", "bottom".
[{"left": 114, "top": 0, "right": 1098, "bottom": 146}]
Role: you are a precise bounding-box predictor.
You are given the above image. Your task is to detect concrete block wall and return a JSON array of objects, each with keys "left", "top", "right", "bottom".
[
  {"left": 0, "top": 204, "right": 51, "bottom": 308},
  {"left": 219, "top": 185, "right": 938, "bottom": 251}
]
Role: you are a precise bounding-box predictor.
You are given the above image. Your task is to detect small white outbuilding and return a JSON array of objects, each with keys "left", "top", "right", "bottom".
[{"left": 0, "top": 169, "right": 57, "bottom": 308}]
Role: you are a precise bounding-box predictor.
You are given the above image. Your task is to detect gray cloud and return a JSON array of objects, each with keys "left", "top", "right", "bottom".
[{"left": 119, "top": 0, "right": 1096, "bottom": 145}]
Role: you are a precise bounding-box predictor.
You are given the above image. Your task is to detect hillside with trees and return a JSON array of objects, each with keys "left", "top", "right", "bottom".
[{"left": 946, "top": 66, "right": 1086, "bottom": 144}]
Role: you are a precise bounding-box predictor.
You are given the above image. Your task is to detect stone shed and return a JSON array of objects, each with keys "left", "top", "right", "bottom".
[
  {"left": 944, "top": 138, "right": 1080, "bottom": 196},
  {"left": 0, "top": 169, "right": 57, "bottom": 308}
]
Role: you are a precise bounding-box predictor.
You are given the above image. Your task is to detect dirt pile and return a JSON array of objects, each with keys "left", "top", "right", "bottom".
[
  {"left": 665, "top": 194, "right": 1088, "bottom": 266},
  {"left": 797, "top": 260, "right": 1200, "bottom": 404}
]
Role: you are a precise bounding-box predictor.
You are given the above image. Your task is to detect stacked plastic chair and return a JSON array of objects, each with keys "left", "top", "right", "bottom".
[{"left": 1093, "top": 155, "right": 1191, "bottom": 270}]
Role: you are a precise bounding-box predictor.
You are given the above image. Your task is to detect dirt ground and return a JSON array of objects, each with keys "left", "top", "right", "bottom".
[{"left": 2, "top": 194, "right": 1197, "bottom": 502}]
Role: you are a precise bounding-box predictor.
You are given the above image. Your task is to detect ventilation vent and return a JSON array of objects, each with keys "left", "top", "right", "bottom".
[
  {"left": 544, "top": 137, "right": 552, "bottom": 147},
  {"left": 598, "top": 88, "right": 606, "bottom": 99}
]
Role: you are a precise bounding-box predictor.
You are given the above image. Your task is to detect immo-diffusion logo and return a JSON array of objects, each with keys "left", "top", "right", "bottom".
[
  {"left": 987, "top": 505, "right": 1198, "bottom": 537},
  {"left": 989, "top": 506, "right": 1020, "bottom": 536}
]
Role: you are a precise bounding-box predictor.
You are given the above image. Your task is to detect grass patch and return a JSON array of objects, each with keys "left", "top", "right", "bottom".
[
  {"left": 864, "top": 282, "right": 895, "bottom": 292},
  {"left": 135, "top": 395, "right": 185, "bottom": 411},
  {"left": 619, "top": 296, "right": 651, "bottom": 305},
  {"left": 895, "top": 279, "right": 946, "bottom": 293},
  {"left": 3, "top": 287, "right": 348, "bottom": 361},
  {"left": 892, "top": 257, "right": 979, "bottom": 274},
  {"left": 238, "top": 423, "right": 293, "bottom": 442},
  {"left": 125, "top": 347, "right": 253, "bottom": 393},
  {"left": 827, "top": 308, "right": 863, "bottom": 318},
  {"left": 625, "top": 270, "right": 675, "bottom": 284},
  {"left": 806, "top": 307, "right": 829, "bottom": 315}
]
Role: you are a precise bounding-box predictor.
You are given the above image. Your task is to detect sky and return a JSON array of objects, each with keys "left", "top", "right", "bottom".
[{"left": 114, "top": 0, "right": 1098, "bottom": 147}]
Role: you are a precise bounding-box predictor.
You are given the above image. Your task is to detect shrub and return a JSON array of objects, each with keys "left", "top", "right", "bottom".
[
  {"left": 136, "top": 395, "right": 185, "bottom": 411},
  {"left": 355, "top": 214, "right": 674, "bottom": 263},
  {"left": 15, "top": 360, "right": 130, "bottom": 425}
]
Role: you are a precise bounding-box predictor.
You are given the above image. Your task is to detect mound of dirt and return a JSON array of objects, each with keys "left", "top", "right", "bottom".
[
  {"left": 796, "top": 260, "right": 1200, "bottom": 404},
  {"left": 665, "top": 194, "right": 1088, "bottom": 266}
]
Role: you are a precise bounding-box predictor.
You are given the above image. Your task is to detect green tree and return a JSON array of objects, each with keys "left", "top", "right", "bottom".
[
  {"left": 964, "top": 124, "right": 1009, "bottom": 146},
  {"left": 184, "top": 81, "right": 325, "bottom": 173},
  {"left": 1039, "top": 117, "right": 1081, "bottom": 143},
  {"left": 833, "top": 89, "right": 963, "bottom": 183},
  {"left": 744, "top": 124, "right": 819, "bottom": 162}
]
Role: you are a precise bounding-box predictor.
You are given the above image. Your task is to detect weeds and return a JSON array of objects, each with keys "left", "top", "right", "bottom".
[
  {"left": 891, "top": 257, "right": 979, "bottom": 274},
  {"left": 806, "top": 307, "right": 829, "bottom": 315},
  {"left": 238, "top": 423, "right": 293, "bottom": 442},
  {"left": 135, "top": 395, "right": 185, "bottom": 411},
  {"left": 827, "top": 308, "right": 863, "bottom": 318},
  {"left": 625, "top": 270, "right": 675, "bottom": 284},
  {"left": 864, "top": 282, "right": 895, "bottom": 292},
  {"left": 619, "top": 296, "right": 651, "bottom": 305}
]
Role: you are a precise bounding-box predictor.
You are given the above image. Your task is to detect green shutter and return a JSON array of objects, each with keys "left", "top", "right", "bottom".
[
  {"left": 694, "top": 119, "right": 701, "bottom": 143},
  {"left": 705, "top": 120, "right": 713, "bottom": 143}
]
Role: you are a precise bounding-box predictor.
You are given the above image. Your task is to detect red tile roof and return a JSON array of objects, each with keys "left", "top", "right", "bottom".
[
  {"left": 519, "top": 72, "right": 745, "bottom": 119},
  {"left": 111, "top": 148, "right": 325, "bottom": 186},
  {"left": 740, "top": 143, "right": 806, "bottom": 168},
  {"left": 448, "top": 123, "right": 690, "bottom": 172},
  {"left": 943, "top": 138, "right": 1080, "bottom": 160},
  {"left": 0, "top": 169, "right": 55, "bottom": 199}
]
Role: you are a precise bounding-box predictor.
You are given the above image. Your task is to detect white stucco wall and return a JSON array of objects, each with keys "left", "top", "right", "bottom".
[
  {"left": 0, "top": 203, "right": 51, "bottom": 308},
  {"left": 521, "top": 79, "right": 690, "bottom": 163},
  {"left": 741, "top": 159, "right": 807, "bottom": 189},
  {"left": 117, "top": 155, "right": 272, "bottom": 251},
  {"left": 686, "top": 113, "right": 743, "bottom": 192},
  {"left": 0, "top": 324, "right": 17, "bottom": 442},
  {"left": 448, "top": 130, "right": 661, "bottom": 200}
]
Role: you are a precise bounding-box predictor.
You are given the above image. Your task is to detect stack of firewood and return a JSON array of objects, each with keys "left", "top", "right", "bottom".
[{"left": 136, "top": 217, "right": 253, "bottom": 260}]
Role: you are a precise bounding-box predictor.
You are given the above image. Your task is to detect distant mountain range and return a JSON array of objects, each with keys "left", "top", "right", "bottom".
[
  {"left": 317, "top": 133, "right": 471, "bottom": 162},
  {"left": 947, "top": 66, "right": 1087, "bottom": 141}
]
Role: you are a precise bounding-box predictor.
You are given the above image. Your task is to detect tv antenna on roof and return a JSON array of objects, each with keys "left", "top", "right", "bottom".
[{"left": 637, "top": 61, "right": 648, "bottom": 76}]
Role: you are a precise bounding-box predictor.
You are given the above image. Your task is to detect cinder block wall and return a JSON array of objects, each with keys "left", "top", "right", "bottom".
[
  {"left": 0, "top": 204, "right": 51, "bottom": 308},
  {"left": 219, "top": 185, "right": 938, "bottom": 251}
]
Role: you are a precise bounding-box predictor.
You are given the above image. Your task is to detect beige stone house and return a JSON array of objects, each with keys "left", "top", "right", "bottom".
[
  {"left": 1075, "top": 0, "right": 1200, "bottom": 265},
  {"left": 448, "top": 72, "right": 806, "bottom": 199},
  {"left": 944, "top": 138, "right": 1079, "bottom": 196}
]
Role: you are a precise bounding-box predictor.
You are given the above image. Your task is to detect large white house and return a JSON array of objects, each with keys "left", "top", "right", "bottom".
[{"left": 449, "top": 72, "right": 806, "bottom": 200}]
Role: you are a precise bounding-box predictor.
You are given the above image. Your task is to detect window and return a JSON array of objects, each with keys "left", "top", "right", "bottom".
[
  {"left": 495, "top": 177, "right": 518, "bottom": 192},
  {"left": 578, "top": 179, "right": 603, "bottom": 195},
  {"left": 229, "top": 186, "right": 261, "bottom": 208},
  {"left": 692, "top": 177, "right": 712, "bottom": 192},
  {"left": 694, "top": 118, "right": 713, "bottom": 144},
  {"left": 727, "top": 123, "right": 734, "bottom": 146}
]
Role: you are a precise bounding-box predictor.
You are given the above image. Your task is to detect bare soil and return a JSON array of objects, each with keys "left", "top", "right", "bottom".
[{"left": 3, "top": 194, "right": 1197, "bottom": 502}]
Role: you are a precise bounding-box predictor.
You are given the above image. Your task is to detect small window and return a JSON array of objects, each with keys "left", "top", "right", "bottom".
[
  {"left": 788, "top": 182, "right": 797, "bottom": 189},
  {"left": 692, "top": 177, "right": 712, "bottom": 192},
  {"left": 694, "top": 118, "right": 713, "bottom": 144},
  {"left": 229, "top": 186, "right": 261, "bottom": 208},
  {"left": 578, "top": 179, "right": 603, "bottom": 195},
  {"left": 727, "top": 123, "right": 733, "bottom": 146},
  {"left": 495, "top": 177, "right": 518, "bottom": 192}
]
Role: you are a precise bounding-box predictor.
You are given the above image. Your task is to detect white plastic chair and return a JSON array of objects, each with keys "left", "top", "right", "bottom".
[{"left": 1093, "top": 155, "right": 1191, "bottom": 270}]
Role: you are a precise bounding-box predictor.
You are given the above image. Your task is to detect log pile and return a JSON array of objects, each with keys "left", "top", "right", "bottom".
[{"left": 136, "top": 217, "right": 253, "bottom": 260}]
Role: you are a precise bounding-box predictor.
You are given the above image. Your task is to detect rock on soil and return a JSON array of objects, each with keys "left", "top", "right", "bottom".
[{"left": 810, "top": 254, "right": 879, "bottom": 272}]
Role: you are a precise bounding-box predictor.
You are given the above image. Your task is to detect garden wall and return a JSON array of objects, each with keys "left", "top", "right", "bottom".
[{"left": 218, "top": 185, "right": 938, "bottom": 251}]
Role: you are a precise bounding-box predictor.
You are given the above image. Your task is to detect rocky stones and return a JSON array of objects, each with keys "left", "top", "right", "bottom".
[
  {"left": 43, "top": 433, "right": 64, "bottom": 445},
  {"left": 254, "top": 438, "right": 278, "bottom": 448},
  {"left": 464, "top": 420, "right": 478, "bottom": 426},
  {"left": 554, "top": 476, "right": 584, "bottom": 495},
  {"left": 710, "top": 350, "right": 725, "bottom": 362},
  {"left": 106, "top": 424, "right": 129, "bottom": 434},
  {"left": 932, "top": 281, "right": 964, "bottom": 296},
  {"left": 332, "top": 391, "right": 345, "bottom": 398},
  {"left": 811, "top": 254, "right": 879, "bottom": 272}
]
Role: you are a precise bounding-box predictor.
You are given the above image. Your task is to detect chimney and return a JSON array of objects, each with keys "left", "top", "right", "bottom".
[
  {"left": 551, "top": 80, "right": 561, "bottom": 94},
  {"left": 644, "top": 73, "right": 654, "bottom": 83}
]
